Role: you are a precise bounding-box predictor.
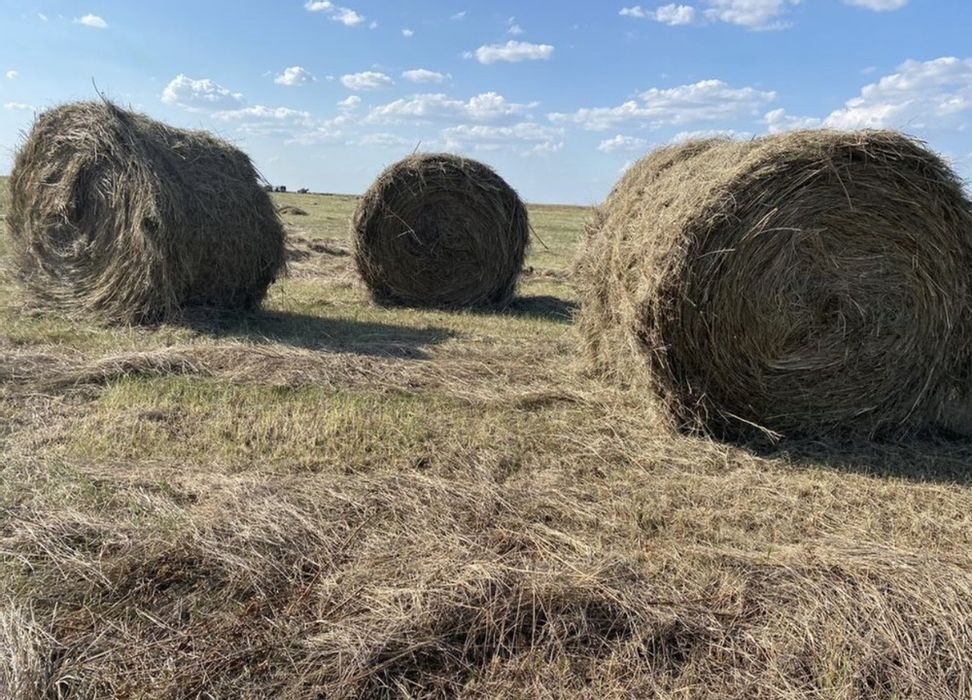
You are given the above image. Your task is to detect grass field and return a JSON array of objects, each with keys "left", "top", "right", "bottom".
[{"left": 2, "top": 177, "right": 972, "bottom": 698}]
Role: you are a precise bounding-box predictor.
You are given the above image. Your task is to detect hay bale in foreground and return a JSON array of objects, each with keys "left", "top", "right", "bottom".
[
  {"left": 577, "top": 130, "right": 972, "bottom": 438},
  {"left": 352, "top": 154, "right": 529, "bottom": 308},
  {"left": 7, "top": 101, "right": 286, "bottom": 323}
]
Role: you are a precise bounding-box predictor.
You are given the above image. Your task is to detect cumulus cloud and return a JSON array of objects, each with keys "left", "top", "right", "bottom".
[
  {"left": 304, "top": 1, "right": 366, "bottom": 27},
  {"left": 823, "top": 56, "right": 972, "bottom": 130},
  {"left": 623, "top": 0, "right": 905, "bottom": 30},
  {"left": 402, "top": 28, "right": 415, "bottom": 37},
  {"left": 341, "top": 71, "right": 394, "bottom": 91},
  {"left": 549, "top": 79, "right": 776, "bottom": 131},
  {"left": 507, "top": 17, "right": 524, "bottom": 35},
  {"left": 74, "top": 13, "right": 108, "bottom": 29},
  {"left": 763, "top": 108, "right": 822, "bottom": 133},
  {"left": 442, "top": 122, "right": 565, "bottom": 156},
  {"left": 470, "top": 40, "right": 555, "bottom": 64},
  {"left": 842, "top": 0, "right": 907, "bottom": 9},
  {"left": 274, "top": 66, "right": 315, "bottom": 86},
  {"left": 5, "top": 70, "right": 17, "bottom": 80},
  {"left": 367, "top": 92, "right": 538, "bottom": 124},
  {"left": 161, "top": 75, "right": 245, "bottom": 111},
  {"left": 620, "top": 4, "right": 698, "bottom": 25},
  {"left": 402, "top": 69, "right": 448, "bottom": 84},
  {"left": 359, "top": 132, "right": 414, "bottom": 147},
  {"left": 598, "top": 134, "right": 650, "bottom": 152},
  {"left": 338, "top": 95, "right": 362, "bottom": 110}
]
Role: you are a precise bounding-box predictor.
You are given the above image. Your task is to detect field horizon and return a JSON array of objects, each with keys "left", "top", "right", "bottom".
[{"left": 2, "top": 175, "right": 972, "bottom": 698}]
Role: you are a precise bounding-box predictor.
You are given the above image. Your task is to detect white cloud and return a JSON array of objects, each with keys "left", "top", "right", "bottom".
[
  {"left": 703, "top": 0, "right": 799, "bottom": 29},
  {"left": 402, "top": 69, "right": 448, "bottom": 84},
  {"left": 672, "top": 128, "right": 750, "bottom": 141},
  {"left": 359, "top": 132, "right": 414, "bottom": 147},
  {"left": 367, "top": 92, "right": 538, "bottom": 124},
  {"left": 451, "top": 11, "right": 467, "bottom": 20},
  {"left": 508, "top": 17, "right": 524, "bottom": 35},
  {"left": 621, "top": 4, "right": 698, "bottom": 25},
  {"left": 38, "top": 13, "right": 48, "bottom": 21},
  {"left": 402, "top": 28, "right": 414, "bottom": 37},
  {"left": 5, "top": 70, "right": 17, "bottom": 80},
  {"left": 598, "top": 134, "right": 650, "bottom": 152},
  {"left": 274, "top": 66, "right": 315, "bottom": 86},
  {"left": 212, "top": 105, "right": 313, "bottom": 124},
  {"left": 442, "top": 122, "right": 565, "bottom": 156},
  {"left": 550, "top": 79, "right": 776, "bottom": 131},
  {"left": 763, "top": 108, "right": 821, "bottom": 133},
  {"left": 842, "top": 0, "right": 907, "bottom": 9},
  {"left": 471, "top": 40, "right": 555, "bottom": 65},
  {"left": 161, "top": 75, "right": 245, "bottom": 111},
  {"left": 823, "top": 57, "right": 972, "bottom": 130},
  {"left": 341, "top": 71, "right": 394, "bottom": 91},
  {"left": 74, "top": 13, "right": 108, "bottom": 29},
  {"left": 338, "top": 95, "right": 362, "bottom": 110},
  {"left": 304, "top": 1, "right": 366, "bottom": 27},
  {"left": 4, "top": 102, "right": 33, "bottom": 111}
]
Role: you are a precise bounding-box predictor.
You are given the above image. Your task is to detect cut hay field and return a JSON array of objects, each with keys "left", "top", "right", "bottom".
[{"left": 2, "top": 176, "right": 972, "bottom": 698}]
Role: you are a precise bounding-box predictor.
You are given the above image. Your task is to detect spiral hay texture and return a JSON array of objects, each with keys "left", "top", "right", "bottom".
[
  {"left": 352, "top": 154, "right": 529, "bottom": 308},
  {"left": 577, "top": 131, "right": 972, "bottom": 439},
  {"left": 7, "top": 101, "right": 286, "bottom": 323}
]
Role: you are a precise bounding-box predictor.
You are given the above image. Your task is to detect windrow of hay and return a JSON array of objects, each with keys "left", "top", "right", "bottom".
[
  {"left": 352, "top": 153, "right": 530, "bottom": 308},
  {"left": 3, "top": 472, "right": 972, "bottom": 698},
  {"left": 577, "top": 130, "right": 972, "bottom": 439},
  {"left": 6, "top": 100, "right": 286, "bottom": 324}
]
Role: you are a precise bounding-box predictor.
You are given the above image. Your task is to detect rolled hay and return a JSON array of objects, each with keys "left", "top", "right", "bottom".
[
  {"left": 577, "top": 130, "right": 972, "bottom": 439},
  {"left": 7, "top": 101, "right": 286, "bottom": 323},
  {"left": 352, "top": 154, "right": 529, "bottom": 308}
]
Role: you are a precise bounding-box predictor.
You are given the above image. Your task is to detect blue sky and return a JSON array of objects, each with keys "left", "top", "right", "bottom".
[{"left": 0, "top": 0, "right": 970, "bottom": 204}]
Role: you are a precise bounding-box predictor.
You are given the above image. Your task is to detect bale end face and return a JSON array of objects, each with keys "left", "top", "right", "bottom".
[
  {"left": 577, "top": 130, "right": 972, "bottom": 439},
  {"left": 6, "top": 100, "right": 286, "bottom": 323},
  {"left": 352, "top": 153, "right": 530, "bottom": 309}
]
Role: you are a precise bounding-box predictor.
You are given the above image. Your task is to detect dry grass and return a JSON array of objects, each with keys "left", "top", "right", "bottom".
[
  {"left": 6, "top": 101, "right": 285, "bottom": 323},
  {"left": 577, "top": 131, "right": 972, "bottom": 440},
  {"left": 2, "top": 176, "right": 972, "bottom": 698},
  {"left": 353, "top": 154, "right": 529, "bottom": 308}
]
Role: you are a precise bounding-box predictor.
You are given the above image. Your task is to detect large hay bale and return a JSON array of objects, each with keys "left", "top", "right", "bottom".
[
  {"left": 577, "top": 130, "right": 972, "bottom": 438},
  {"left": 352, "top": 154, "right": 529, "bottom": 308},
  {"left": 6, "top": 101, "right": 285, "bottom": 323}
]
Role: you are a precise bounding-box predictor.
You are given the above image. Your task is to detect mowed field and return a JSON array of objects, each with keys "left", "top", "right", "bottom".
[{"left": 2, "top": 177, "right": 972, "bottom": 698}]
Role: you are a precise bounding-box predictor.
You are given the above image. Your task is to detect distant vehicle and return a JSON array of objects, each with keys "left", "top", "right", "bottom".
[
  {"left": 275, "top": 185, "right": 287, "bottom": 193},
  {"left": 297, "top": 188, "right": 310, "bottom": 194}
]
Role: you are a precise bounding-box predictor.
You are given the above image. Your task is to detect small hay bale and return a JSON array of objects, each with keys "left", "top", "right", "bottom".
[
  {"left": 6, "top": 100, "right": 286, "bottom": 323},
  {"left": 352, "top": 153, "right": 529, "bottom": 308},
  {"left": 577, "top": 130, "right": 972, "bottom": 439}
]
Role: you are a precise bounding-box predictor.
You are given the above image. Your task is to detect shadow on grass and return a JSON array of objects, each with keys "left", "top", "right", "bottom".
[
  {"left": 504, "top": 295, "right": 579, "bottom": 323},
  {"left": 184, "top": 309, "right": 455, "bottom": 360},
  {"left": 744, "top": 434, "right": 972, "bottom": 486}
]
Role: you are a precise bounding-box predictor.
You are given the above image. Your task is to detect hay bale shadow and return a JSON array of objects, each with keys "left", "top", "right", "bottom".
[
  {"left": 184, "top": 310, "right": 454, "bottom": 360},
  {"left": 744, "top": 435, "right": 972, "bottom": 486},
  {"left": 504, "top": 295, "right": 578, "bottom": 323}
]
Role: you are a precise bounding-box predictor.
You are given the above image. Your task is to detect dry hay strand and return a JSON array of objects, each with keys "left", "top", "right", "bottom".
[
  {"left": 278, "top": 205, "right": 309, "bottom": 216},
  {"left": 6, "top": 100, "right": 286, "bottom": 324},
  {"left": 577, "top": 130, "right": 972, "bottom": 439},
  {"left": 352, "top": 153, "right": 530, "bottom": 308}
]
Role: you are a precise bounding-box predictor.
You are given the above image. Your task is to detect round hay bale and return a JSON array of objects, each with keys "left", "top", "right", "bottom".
[
  {"left": 6, "top": 100, "right": 286, "bottom": 323},
  {"left": 352, "top": 154, "right": 529, "bottom": 308},
  {"left": 577, "top": 130, "right": 972, "bottom": 439}
]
